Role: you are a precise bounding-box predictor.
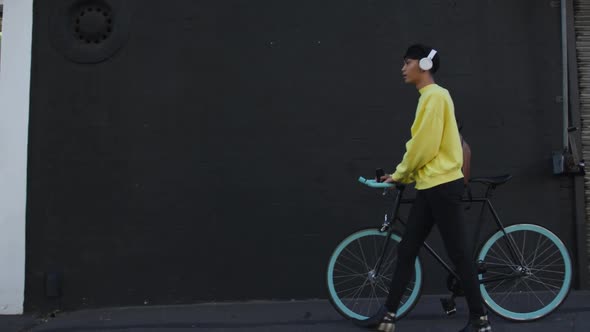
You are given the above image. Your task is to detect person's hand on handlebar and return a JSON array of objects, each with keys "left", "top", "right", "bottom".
[{"left": 379, "top": 174, "right": 398, "bottom": 184}]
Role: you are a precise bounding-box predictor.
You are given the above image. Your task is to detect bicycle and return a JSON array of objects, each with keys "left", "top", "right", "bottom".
[{"left": 326, "top": 174, "right": 572, "bottom": 323}]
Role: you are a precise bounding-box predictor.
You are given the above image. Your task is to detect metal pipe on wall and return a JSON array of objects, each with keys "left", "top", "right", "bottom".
[{"left": 562, "top": 0, "right": 570, "bottom": 151}]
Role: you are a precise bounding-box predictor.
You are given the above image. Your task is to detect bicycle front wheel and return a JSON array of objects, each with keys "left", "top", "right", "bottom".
[
  {"left": 477, "top": 223, "right": 572, "bottom": 321},
  {"left": 326, "top": 228, "right": 423, "bottom": 321}
]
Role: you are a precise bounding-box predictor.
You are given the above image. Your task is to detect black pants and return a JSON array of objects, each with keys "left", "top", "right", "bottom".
[{"left": 385, "top": 178, "right": 485, "bottom": 319}]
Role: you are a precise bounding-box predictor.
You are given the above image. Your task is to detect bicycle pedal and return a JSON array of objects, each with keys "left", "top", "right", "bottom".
[
  {"left": 444, "top": 307, "right": 457, "bottom": 316},
  {"left": 440, "top": 297, "right": 457, "bottom": 316}
]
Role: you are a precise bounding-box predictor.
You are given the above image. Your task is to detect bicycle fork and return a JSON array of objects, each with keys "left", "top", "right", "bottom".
[{"left": 372, "top": 186, "right": 405, "bottom": 280}]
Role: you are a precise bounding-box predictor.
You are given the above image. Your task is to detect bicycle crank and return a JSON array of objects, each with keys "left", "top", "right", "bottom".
[{"left": 440, "top": 297, "right": 457, "bottom": 316}]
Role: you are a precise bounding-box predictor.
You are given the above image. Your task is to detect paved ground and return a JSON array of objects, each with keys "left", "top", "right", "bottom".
[{"left": 1, "top": 291, "right": 589, "bottom": 331}]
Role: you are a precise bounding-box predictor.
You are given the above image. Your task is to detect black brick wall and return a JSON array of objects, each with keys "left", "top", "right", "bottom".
[{"left": 25, "top": 0, "right": 573, "bottom": 311}]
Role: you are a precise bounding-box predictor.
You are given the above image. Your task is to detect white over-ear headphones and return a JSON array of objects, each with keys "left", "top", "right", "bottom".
[{"left": 419, "top": 49, "right": 437, "bottom": 71}]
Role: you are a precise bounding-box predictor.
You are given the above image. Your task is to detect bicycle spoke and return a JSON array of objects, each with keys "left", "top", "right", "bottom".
[
  {"left": 377, "top": 280, "right": 389, "bottom": 293},
  {"left": 380, "top": 255, "right": 397, "bottom": 274},
  {"left": 378, "top": 241, "right": 397, "bottom": 272},
  {"left": 367, "top": 283, "right": 377, "bottom": 316},
  {"left": 498, "top": 277, "right": 524, "bottom": 305},
  {"left": 334, "top": 269, "right": 364, "bottom": 281},
  {"left": 336, "top": 253, "right": 366, "bottom": 272},
  {"left": 526, "top": 234, "right": 553, "bottom": 265},
  {"left": 525, "top": 275, "right": 561, "bottom": 292},
  {"left": 334, "top": 253, "right": 360, "bottom": 268},
  {"left": 528, "top": 257, "right": 565, "bottom": 275},
  {"left": 521, "top": 231, "right": 527, "bottom": 264},
  {"left": 346, "top": 278, "right": 370, "bottom": 305},
  {"left": 491, "top": 241, "right": 519, "bottom": 268},
  {"left": 531, "top": 242, "right": 559, "bottom": 265},
  {"left": 507, "top": 233, "right": 525, "bottom": 266},
  {"left": 334, "top": 263, "right": 364, "bottom": 276},
  {"left": 484, "top": 270, "right": 513, "bottom": 276},
  {"left": 343, "top": 247, "right": 371, "bottom": 270},
  {"left": 529, "top": 262, "right": 565, "bottom": 269},
  {"left": 483, "top": 261, "right": 517, "bottom": 268},
  {"left": 498, "top": 240, "right": 518, "bottom": 267},
  {"left": 339, "top": 287, "right": 364, "bottom": 303},
  {"left": 486, "top": 252, "right": 518, "bottom": 269},
  {"left": 527, "top": 267, "right": 564, "bottom": 274},
  {"left": 338, "top": 280, "right": 369, "bottom": 298},
  {"left": 519, "top": 277, "right": 546, "bottom": 307},
  {"left": 488, "top": 276, "right": 509, "bottom": 293},
  {"left": 371, "top": 282, "right": 383, "bottom": 310},
  {"left": 528, "top": 234, "right": 550, "bottom": 267},
  {"left": 531, "top": 249, "right": 561, "bottom": 271},
  {"left": 334, "top": 274, "right": 366, "bottom": 286},
  {"left": 334, "top": 273, "right": 368, "bottom": 279},
  {"left": 357, "top": 239, "right": 371, "bottom": 272},
  {"left": 352, "top": 277, "right": 372, "bottom": 305},
  {"left": 504, "top": 233, "right": 524, "bottom": 265},
  {"left": 372, "top": 236, "right": 386, "bottom": 271}
]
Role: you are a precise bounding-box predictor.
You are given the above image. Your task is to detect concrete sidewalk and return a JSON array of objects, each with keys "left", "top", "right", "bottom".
[{"left": 2, "top": 291, "right": 589, "bottom": 332}]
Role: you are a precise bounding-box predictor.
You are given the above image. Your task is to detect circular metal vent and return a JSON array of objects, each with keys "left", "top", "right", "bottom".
[
  {"left": 74, "top": 5, "right": 113, "bottom": 44},
  {"left": 49, "top": 0, "right": 132, "bottom": 64}
]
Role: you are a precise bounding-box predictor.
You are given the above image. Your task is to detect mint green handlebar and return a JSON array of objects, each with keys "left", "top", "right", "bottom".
[{"left": 358, "top": 176, "right": 395, "bottom": 189}]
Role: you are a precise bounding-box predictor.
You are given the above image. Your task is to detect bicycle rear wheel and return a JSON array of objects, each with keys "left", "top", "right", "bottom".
[
  {"left": 326, "top": 228, "right": 422, "bottom": 321},
  {"left": 477, "top": 223, "right": 572, "bottom": 321}
]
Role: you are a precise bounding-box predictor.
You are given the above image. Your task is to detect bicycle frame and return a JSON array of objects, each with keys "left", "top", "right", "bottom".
[{"left": 377, "top": 184, "right": 527, "bottom": 286}]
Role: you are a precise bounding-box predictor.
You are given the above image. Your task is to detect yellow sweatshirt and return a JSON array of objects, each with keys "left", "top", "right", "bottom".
[{"left": 391, "top": 84, "right": 464, "bottom": 190}]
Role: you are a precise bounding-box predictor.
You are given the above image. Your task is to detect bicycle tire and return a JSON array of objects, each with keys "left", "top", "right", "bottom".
[
  {"left": 326, "top": 228, "right": 423, "bottom": 321},
  {"left": 477, "top": 223, "right": 572, "bottom": 321}
]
